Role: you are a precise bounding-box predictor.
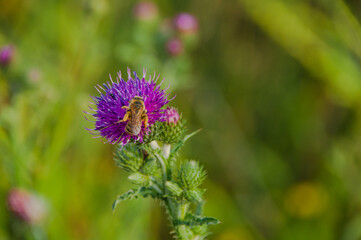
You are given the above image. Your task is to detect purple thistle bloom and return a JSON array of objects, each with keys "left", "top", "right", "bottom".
[
  {"left": 0, "top": 45, "right": 14, "bottom": 67},
  {"left": 164, "top": 106, "right": 180, "bottom": 125},
  {"left": 174, "top": 13, "right": 198, "bottom": 34},
  {"left": 87, "top": 68, "right": 173, "bottom": 145}
]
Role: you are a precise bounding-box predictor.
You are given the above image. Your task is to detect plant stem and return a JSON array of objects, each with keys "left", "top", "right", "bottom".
[
  {"left": 150, "top": 141, "right": 197, "bottom": 240},
  {"left": 149, "top": 140, "right": 167, "bottom": 184},
  {"left": 149, "top": 140, "right": 160, "bottom": 150},
  {"left": 162, "top": 143, "right": 171, "bottom": 159}
]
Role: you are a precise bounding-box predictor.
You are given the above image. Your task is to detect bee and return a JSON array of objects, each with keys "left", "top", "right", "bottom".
[{"left": 119, "top": 96, "right": 148, "bottom": 136}]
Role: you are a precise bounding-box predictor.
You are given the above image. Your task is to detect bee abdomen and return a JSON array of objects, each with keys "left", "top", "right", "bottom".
[{"left": 125, "top": 122, "right": 141, "bottom": 136}]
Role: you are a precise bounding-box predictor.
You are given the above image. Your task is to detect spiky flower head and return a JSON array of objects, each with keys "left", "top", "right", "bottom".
[
  {"left": 7, "top": 189, "right": 47, "bottom": 224},
  {"left": 176, "top": 160, "right": 207, "bottom": 189},
  {"left": 0, "top": 45, "right": 14, "bottom": 67},
  {"left": 87, "top": 68, "right": 172, "bottom": 145},
  {"left": 159, "top": 106, "right": 185, "bottom": 143},
  {"left": 164, "top": 106, "right": 180, "bottom": 124}
]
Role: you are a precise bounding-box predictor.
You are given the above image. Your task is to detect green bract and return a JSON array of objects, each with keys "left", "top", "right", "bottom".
[{"left": 158, "top": 117, "right": 186, "bottom": 144}]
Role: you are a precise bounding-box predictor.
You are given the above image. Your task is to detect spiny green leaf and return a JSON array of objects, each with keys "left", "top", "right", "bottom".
[
  {"left": 112, "top": 187, "right": 159, "bottom": 212},
  {"left": 174, "top": 214, "right": 220, "bottom": 226},
  {"left": 183, "top": 128, "right": 202, "bottom": 142},
  {"left": 170, "top": 128, "right": 202, "bottom": 155}
]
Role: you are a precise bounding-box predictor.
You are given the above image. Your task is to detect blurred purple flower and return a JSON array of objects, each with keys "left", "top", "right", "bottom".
[
  {"left": 174, "top": 13, "right": 198, "bottom": 34},
  {"left": 164, "top": 106, "right": 180, "bottom": 125},
  {"left": 166, "top": 38, "right": 183, "bottom": 56},
  {"left": 87, "top": 68, "right": 173, "bottom": 145},
  {"left": 0, "top": 45, "right": 14, "bottom": 67},
  {"left": 133, "top": 1, "right": 158, "bottom": 21},
  {"left": 7, "top": 189, "right": 47, "bottom": 224}
]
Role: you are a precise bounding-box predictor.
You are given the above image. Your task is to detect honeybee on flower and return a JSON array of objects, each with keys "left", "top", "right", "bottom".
[{"left": 86, "top": 68, "right": 173, "bottom": 145}]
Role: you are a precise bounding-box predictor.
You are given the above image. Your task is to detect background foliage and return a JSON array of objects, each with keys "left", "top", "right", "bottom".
[{"left": 1, "top": 0, "right": 361, "bottom": 239}]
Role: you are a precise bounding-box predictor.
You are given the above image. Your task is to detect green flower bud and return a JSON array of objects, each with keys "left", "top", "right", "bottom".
[
  {"left": 128, "top": 172, "right": 150, "bottom": 185},
  {"left": 159, "top": 107, "right": 186, "bottom": 144},
  {"left": 184, "top": 189, "right": 203, "bottom": 202},
  {"left": 143, "top": 121, "right": 161, "bottom": 143},
  {"left": 114, "top": 144, "right": 144, "bottom": 172},
  {"left": 142, "top": 158, "right": 162, "bottom": 178},
  {"left": 166, "top": 181, "right": 183, "bottom": 196},
  {"left": 176, "top": 160, "right": 207, "bottom": 189}
]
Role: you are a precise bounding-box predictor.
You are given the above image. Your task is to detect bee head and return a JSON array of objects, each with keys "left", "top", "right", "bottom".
[
  {"left": 132, "top": 96, "right": 143, "bottom": 101},
  {"left": 130, "top": 96, "right": 145, "bottom": 112}
]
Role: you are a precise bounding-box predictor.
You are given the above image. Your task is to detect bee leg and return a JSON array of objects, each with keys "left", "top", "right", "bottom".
[
  {"left": 141, "top": 113, "right": 149, "bottom": 128},
  {"left": 122, "top": 106, "right": 129, "bottom": 110},
  {"left": 118, "top": 109, "right": 131, "bottom": 123}
]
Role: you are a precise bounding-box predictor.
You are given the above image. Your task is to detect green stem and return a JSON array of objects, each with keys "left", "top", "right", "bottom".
[
  {"left": 149, "top": 141, "right": 176, "bottom": 221},
  {"left": 162, "top": 143, "right": 171, "bottom": 159},
  {"left": 150, "top": 141, "right": 198, "bottom": 240}
]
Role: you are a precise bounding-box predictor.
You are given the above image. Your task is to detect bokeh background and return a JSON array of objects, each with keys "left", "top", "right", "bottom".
[{"left": 1, "top": 0, "right": 361, "bottom": 239}]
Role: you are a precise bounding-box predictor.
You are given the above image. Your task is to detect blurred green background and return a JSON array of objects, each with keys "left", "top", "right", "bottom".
[{"left": 1, "top": 0, "right": 361, "bottom": 239}]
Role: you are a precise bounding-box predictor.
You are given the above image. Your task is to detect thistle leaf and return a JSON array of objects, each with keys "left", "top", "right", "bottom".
[
  {"left": 183, "top": 128, "right": 202, "bottom": 142},
  {"left": 171, "top": 128, "right": 202, "bottom": 155},
  {"left": 112, "top": 187, "right": 158, "bottom": 211},
  {"left": 174, "top": 214, "right": 220, "bottom": 226}
]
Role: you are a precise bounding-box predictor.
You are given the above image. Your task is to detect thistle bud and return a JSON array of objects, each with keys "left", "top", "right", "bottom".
[
  {"left": 159, "top": 107, "right": 185, "bottom": 144},
  {"left": 166, "top": 181, "right": 183, "bottom": 196},
  {"left": 0, "top": 45, "right": 14, "bottom": 67},
  {"left": 184, "top": 189, "right": 203, "bottom": 202},
  {"left": 114, "top": 144, "right": 144, "bottom": 172},
  {"left": 143, "top": 121, "right": 161, "bottom": 143},
  {"left": 164, "top": 106, "right": 180, "bottom": 124},
  {"left": 176, "top": 160, "right": 206, "bottom": 189},
  {"left": 128, "top": 172, "right": 150, "bottom": 185},
  {"left": 7, "top": 189, "right": 47, "bottom": 224},
  {"left": 142, "top": 158, "right": 161, "bottom": 177}
]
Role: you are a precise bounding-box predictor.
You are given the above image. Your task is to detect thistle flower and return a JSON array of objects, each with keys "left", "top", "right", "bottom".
[
  {"left": 7, "top": 189, "right": 47, "bottom": 224},
  {"left": 166, "top": 38, "right": 184, "bottom": 56},
  {"left": 133, "top": 1, "right": 158, "bottom": 21},
  {"left": 0, "top": 45, "right": 14, "bottom": 67},
  {"left": 164, "top": 106, "right": 180, "bottom": 124},
  {"left": 87, "top": 68, "right": 172, "bottom": 145},
  {"left": 159, "top": 106, "right": 185, "bottom": 144},
  {"left": 174, "top": 13, "right": 198, "bottom": 34}
]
